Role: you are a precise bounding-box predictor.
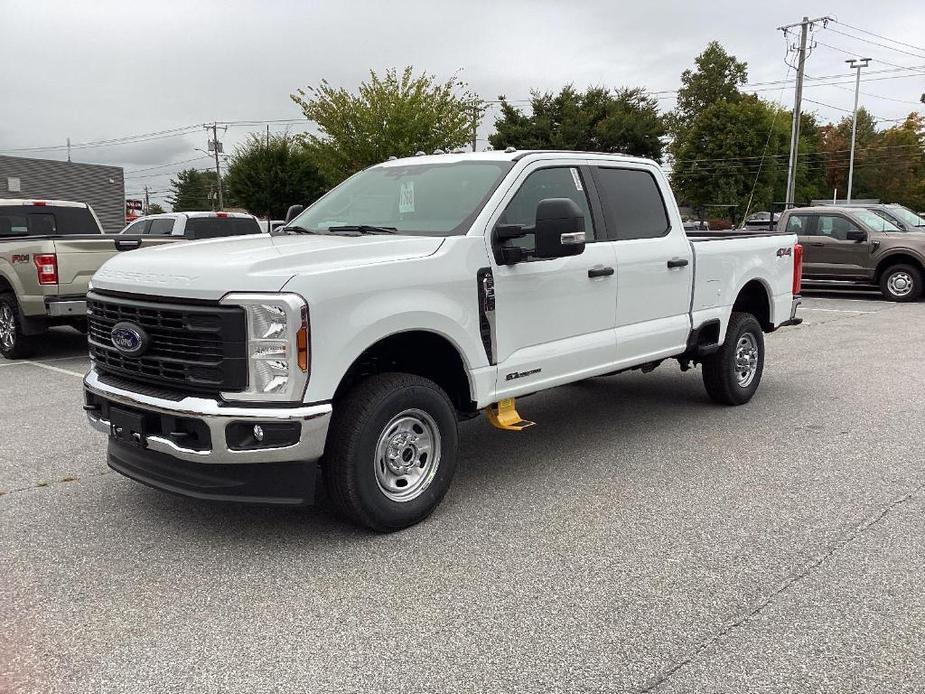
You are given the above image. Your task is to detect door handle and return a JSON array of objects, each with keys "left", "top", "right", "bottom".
[
  {"left": 666, "top": 258, "right": 689, "bottom": 268},
  {"left": 587, "top": 266, "right": 614, "bottom": 278},
  {"left": 115, "top": 239, "right": 142, "bottom": 251}
]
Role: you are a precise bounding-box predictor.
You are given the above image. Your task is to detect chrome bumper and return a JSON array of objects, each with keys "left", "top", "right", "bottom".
[
  {"left": 47, "top": 299, "right": 87, "bottom": 317},
  {"left": 83, "top": 369, "right": 332, "bottom": 464}
]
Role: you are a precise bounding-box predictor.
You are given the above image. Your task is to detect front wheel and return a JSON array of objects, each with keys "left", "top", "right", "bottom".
[
  {"left": 701, "top": 312, "right": 765, "bottom": 406},
  {"left": 879, "top": 264, "right": 922, "bottom": 302},
  {"left": 322, "top": 373, "right": 459, "bottom": 532}
]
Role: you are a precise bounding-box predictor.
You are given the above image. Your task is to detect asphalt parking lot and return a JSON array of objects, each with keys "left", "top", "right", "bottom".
[{"left": 2, "top": 293, "right": 924, "bottom": 694}]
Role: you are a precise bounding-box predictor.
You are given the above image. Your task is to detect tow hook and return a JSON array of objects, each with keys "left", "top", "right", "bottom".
[{"left": 483, "top": 398, "right": 535, "bottom": 431}]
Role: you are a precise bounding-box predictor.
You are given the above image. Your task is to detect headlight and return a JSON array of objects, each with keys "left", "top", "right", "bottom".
[{"left": 219, "top": 293, "right": 309, "bottom": 402}]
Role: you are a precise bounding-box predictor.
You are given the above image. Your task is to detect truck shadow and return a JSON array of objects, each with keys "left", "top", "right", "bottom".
[
  {"left": 122, "top": 367, "right": 803, "bottom": 543},
  {"left": 17, "top": 326, "right": 88, "bottom": 360}
]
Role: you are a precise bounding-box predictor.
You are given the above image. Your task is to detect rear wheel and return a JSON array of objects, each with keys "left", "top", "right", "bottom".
[
  {"left": 322, "top": 373, "right": 459, "bottom": 532},
  {"left": 701, "top": 312, "right": 764, "bottom": 406},
  {"left": 879, "top": 264, "right": 922, "bottom": 302},
  {"left": 0, "top": 294, "right": 36, "bottom": 360}
]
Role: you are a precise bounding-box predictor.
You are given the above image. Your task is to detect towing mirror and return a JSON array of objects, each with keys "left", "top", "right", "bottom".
[
  {"left": 846, "top": 229, "right": 866, "bottom": 242},
  {"left": 285, "top": 204, "right": 304, "bottom": 223},
  {"left": 534, "top": 198, "right": 586, "bottom": 259}
]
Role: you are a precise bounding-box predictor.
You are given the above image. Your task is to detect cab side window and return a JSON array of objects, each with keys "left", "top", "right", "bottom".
[
  {"left": 785, "top": 214, "right": 811, "bottom": 234},
  {"left": 593, "top": 167, "right": 670, "bottom": 240},
  {"left": 816, "top": 215, "right": 858, "bottom": 241},
  {"left": 498, "top": 167, "right": 595, "bottom": 254},
  {"left": 147, "top": 219, "right": 175, "bottom": 236}
]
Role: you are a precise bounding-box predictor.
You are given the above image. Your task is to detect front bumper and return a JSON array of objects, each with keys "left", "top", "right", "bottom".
[{"left": 83, "top": 368, "right": 332, "bottom": 465}]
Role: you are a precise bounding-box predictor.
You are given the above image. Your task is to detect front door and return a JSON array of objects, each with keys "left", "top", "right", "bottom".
[
  {"left": 488, "top": 163, "right": 618, "bottom": 398},
  {"left": 792, "top": 213, "right": 870, "bottom": 279}
]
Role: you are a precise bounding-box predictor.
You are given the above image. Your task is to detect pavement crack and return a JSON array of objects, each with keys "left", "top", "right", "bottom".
[
  {"left": 0, "top": 469, "right": 111, "bottom": 498},
  {"left": 634, "top": 482, "right": 925, "bottom": 694}
]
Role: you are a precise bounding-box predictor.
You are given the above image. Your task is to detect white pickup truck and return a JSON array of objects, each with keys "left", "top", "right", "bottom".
[{"left": 82, "top": 150, "right": 803, "bottom": 531}]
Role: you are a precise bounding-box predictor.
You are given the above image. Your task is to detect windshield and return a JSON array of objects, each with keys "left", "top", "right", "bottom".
[
  {"left": 855, "top": 209, "right": 901, "bottom": 232},
  {"left": 886, "top": 205, "right": 925, "bottom": 228},
  {"left": 290, "top": 161, "right": 514, "bottom": 236}
]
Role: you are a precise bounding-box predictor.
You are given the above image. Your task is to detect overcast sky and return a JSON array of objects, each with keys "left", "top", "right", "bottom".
[{"left": 2, "top": 0, "right": 923, "bottom": 206}]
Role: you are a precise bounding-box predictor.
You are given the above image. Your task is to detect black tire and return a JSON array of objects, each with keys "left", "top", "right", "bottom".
[
  {"left": 879, "top": 264, "right": 922, "bottom": 302},
  {"left": 702, "top": 312, "right": 764, "bottom": 406},
  {"left": 322, "top": 373, "right": 459, "bottom": 532},
  {"left": 0, "top": 293, "right": 36, "bottom": 360}
]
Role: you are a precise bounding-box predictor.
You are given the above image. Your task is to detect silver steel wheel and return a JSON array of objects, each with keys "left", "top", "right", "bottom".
[
  {"left": 374, "top": 408, "right": 441, "bottom": 503},
  {"left": 0, "top": 304, "right": 16, "bottom": 352},
  {"left": 887, "top": 271, "right": 914, "bottom": 298},
  {"left": 734, "top": 332, "right": 759, "bottom": 388}
]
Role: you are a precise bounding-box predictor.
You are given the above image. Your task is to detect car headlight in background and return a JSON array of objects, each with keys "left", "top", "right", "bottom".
[{"left": 219, "top": 293, "right": 309, "bottom": 402}]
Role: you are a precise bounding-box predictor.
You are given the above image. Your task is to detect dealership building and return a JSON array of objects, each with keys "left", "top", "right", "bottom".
[{"left": 0, "top": 154, "right": 125, "bottom": 233}]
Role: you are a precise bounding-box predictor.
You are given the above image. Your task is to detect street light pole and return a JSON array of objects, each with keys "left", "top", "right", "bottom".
[{"left": 845, "top": 58, "right": 871, "bottom": 204}]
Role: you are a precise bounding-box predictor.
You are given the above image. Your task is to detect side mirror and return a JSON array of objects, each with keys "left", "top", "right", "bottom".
[
  {"left": 285, "top": 204, "right": 304, "bottom": 223},
  {"left": 846, "top": 229, "right": 866, "bottom": 242},
  {"left": 534, "top": 198, "right": 586, "bottom": 259}
]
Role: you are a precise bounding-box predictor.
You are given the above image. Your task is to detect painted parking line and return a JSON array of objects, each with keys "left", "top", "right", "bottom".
[
  {"left": 0, "top": 360, "right": 84, "bottom": 377},
  {"left": 800, "top": 307, "right": 871, "bottom": 314}
]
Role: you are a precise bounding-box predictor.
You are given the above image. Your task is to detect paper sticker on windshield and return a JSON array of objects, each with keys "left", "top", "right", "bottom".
[
  {"left": 570, "top": 168, "right": 583, "bottom": 191},
  {"left": 399, "top": 181, "right": 415, "bottom": 214}
]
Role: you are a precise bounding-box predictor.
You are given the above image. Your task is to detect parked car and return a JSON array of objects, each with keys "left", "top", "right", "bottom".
[
  {"left": 82, "top": 150, "right": 803, "bottom": 531},
  {"left": 740, "top": 211, "right": 780, "bottom": 231},
  {"left": 779, "top": 205, "right": 925, "bottom": 301},
  {"left": 858, "top": 203, "right": 925, "bottom": 231},
  {"left": 119, "top": 211, "right": 261, "bottom": 240},
  {"left": 0, "top": 199, "right": 175, "bottom": 358},
  {"left": 258, "top": 219, "right": 286, "bottom": 234}
]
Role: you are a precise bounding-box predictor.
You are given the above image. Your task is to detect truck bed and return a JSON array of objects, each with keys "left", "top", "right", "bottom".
[{"left": 687, "top": 230, "right": 790, "bottom": 241}]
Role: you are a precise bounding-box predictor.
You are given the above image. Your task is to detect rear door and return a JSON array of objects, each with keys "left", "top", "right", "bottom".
[{"left": 591, "top": 164, "right": 693, "bottom": 364}]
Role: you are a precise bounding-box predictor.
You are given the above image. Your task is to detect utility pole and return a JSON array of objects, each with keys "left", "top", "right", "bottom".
[
  {"left": 206, "top": 123, "right": 226, "bottom": 210},
  {"left": 471, "top": 104, "right": 479, "bottom": 152},
  {"left": 266, "top": 124, "right": 271, "bottom": 225},
  {"left": 144, "top": 185, "right": 150, "bottom": 215},
  {"left": 66, "top": 137, "right": 71, "bottom": 163},
  {"left": 778, "top": 15, "right": 831, "bottom": 208},
  {"left": 846, "top": 58, "right": 871, "bottom": 203}
]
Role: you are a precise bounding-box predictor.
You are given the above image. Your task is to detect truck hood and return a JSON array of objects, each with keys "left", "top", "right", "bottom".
[{"left": 91, "top": 233, "right": 445, "bottom": 300}]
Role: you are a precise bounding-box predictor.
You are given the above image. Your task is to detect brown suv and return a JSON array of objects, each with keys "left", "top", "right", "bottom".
[{"left": 778, "top": 206, "right": 925, "bottom": 301}]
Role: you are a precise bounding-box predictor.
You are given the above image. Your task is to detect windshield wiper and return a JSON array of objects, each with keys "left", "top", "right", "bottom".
[
  {"left": 327, "top": 225, "right": 398, "bottom": 235},
  {"left": 278, "top": 224, "right": 318, "bottom": 235}
]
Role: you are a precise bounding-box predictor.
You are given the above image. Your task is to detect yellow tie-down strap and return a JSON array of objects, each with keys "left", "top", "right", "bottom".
[{"left": 483, "top": 398, "right": 535, "bottom": 431}]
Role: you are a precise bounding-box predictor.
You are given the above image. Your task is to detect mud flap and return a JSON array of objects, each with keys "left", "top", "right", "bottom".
[{"left": 483, "top": 398, "right": 535, "bottom": 431}]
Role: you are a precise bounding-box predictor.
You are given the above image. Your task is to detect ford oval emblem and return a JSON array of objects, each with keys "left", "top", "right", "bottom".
[{"left": 110, "top": 322, "right": 149, "bottom": 357}]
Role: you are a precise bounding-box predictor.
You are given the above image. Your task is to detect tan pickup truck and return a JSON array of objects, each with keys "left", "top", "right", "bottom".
[{"left": 0, "top": 199, "right": 171, "bottom": 358}]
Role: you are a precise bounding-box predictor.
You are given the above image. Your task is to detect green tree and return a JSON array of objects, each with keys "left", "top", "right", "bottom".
[
  {"left": 166, "top": 169, "right": 221, "bottom": 211},
  {"left": 672, "top": 96, "right": 813, "bottom": 219},
  {"left": 488, "top": 86, "right": 666, "bottom": 160},
  {"left": 819, "top": 108, "right": 882, "bottom": 199},
  {"left": 291, "top": 67, "right": 479, "bottom": 184},
  {"left": 224, "top": 133, "right": 327, "bottom": 218},
  {"left": 145, "top": 202, "right": 165, "bottom": 215},
  {"left": 865, "top": 113, "right": 925, "bottom": 209},
  {"left": 672, "top": 41, "right": 748, "bottom": 137}
]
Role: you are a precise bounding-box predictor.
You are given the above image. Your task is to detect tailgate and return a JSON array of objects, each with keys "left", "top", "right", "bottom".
[{"left": 51, "top": 236, "right": 175, "bottom": 297}]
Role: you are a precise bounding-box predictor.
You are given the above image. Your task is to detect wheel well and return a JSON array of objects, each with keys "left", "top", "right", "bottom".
[
  {"left": 0, "top": 275, "right": 12, "bottom": 295},
  {"left": 732, "top": 280, "right": 772, "bottom": 332},
  {"left": 335, "top": 331, "right": 475, "bottom": 414},
  {"left": 875, "top": 254, "right": 923, "bottom": 282}
]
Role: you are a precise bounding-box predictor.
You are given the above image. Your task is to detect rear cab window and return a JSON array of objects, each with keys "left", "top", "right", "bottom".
[
  {"left": 147, "top": 218, "right": 176, "bottom": 236},
  {"left": 184, "top": 217, "right": 261, "bottom": 239},
  {"left": 592, "top": 167, "right": 670, "bottom": 240},
  {"left": 0, "top": 205, "right": 101, "bottom": 237}
]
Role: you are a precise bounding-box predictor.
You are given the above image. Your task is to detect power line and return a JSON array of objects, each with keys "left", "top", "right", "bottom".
[
  {"left": 125, "top": 156, "right": 212, "bottom": 175},
  {"left": 824, "top": 25, "right": 925, "bottom": 60},
  {"left": 830, "top": 19, "right": 925, "bottom": 56},
  {"left": 813, "top": 39, "right": 915, "bottom": 72}
]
